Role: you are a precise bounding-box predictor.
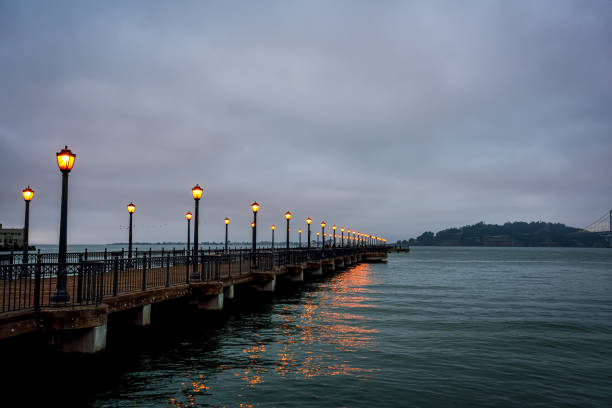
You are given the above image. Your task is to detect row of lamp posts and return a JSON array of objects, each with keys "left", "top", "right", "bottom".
[{"left": 19, "top": 145, "right": 386, "bottom": 303}]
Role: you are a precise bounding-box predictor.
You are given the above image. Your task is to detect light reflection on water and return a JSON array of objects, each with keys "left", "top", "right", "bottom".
[{"left": 167, "top": 263, "right": 381, "bottom": 407}]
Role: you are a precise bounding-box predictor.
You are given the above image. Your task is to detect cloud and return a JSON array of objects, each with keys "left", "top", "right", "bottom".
[{"left": 1, "top": 0, "right": 611, "bottom": 243}]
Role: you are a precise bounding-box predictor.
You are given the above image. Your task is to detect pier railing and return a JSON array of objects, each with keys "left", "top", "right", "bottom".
[{"left": 1, "top": 246, "right": 388, "bottom": 313}]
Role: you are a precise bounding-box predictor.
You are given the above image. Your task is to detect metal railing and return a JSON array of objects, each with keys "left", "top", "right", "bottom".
[{"left": 0, "top": 246, "right": 389, "bottom": 313}]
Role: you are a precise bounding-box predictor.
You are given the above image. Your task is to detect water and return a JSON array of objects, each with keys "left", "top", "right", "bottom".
[{"left": 4, "top": 247, "right": 612, "bottom": 407}]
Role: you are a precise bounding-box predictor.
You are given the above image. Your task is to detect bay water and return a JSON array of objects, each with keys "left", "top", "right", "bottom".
[{"left": 4, "top": 246, "right": 612, "bottom": 407}]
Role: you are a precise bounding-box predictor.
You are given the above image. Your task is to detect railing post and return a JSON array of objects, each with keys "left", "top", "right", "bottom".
[
  {"left": 166, "top": 254, "right": 171, "bottom": 287},
  {"left": 34, "top": 254, "right": 41, "bottom": 310},
  {"left": 84, "top": 247, "right": 88, "bottom": 261},
  {"left": 104, "top": 248, "right": 108, "bottom": 261},
  {"left": 113, "top": 256, "right": 119, "bottom": 296},
  {"left": 142, "top": 254, "right": 147, "bottom": 291},
  {"left": 77, "top": 254, "right": 83, "bottom": 303},
  {"left": 97, "top": 262, "right": 104, "bottom": 304}
]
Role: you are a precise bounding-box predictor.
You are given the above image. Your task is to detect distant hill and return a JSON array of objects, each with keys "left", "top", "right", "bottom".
[{"left": 403, "top": 221, "right": 609, "bottom": 247}]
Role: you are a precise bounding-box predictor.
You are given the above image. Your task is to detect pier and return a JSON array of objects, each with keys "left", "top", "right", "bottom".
[{"left": 0, "top": 246, "right": 388, "bottom": 353}]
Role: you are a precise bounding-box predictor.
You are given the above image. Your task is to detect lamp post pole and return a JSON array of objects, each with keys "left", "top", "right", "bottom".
[
  {"left": 251, "top": 202, "right": 259, "bottom": 269},
  {"left": 285, "top": 212, "right": 292, "bottom": 252},
  {"left": 51, "top": 146, "right": 75, "bottom": 303},
  {"left": 22, "top": 187, "right": 34, "bottom": 266},
  {"left": 298, "top": 229, "right": 302, "bottom": 248},
  {"left": 186, "top": 212, "right": 192, "bottom": 257},
  {"left": 191, "top": 185, "right": 203, "bottom": 280},
  {"left": 127, "top": 203, "right": 135, "bottom": 264},
  {"left": 271, "top": 225, "right": 275, "bottom": 251},
  {"left": 332, "top": 225, "right": 336, "bottom": 249},
  {"left": 321, "top": 222, "right": 326, "bottom": 255},
  {"left": 306, "top": 218, "right": 312, "bottom": 249},
  {"left": 224, "top": 218, "right": 230, "bottom": 253}
]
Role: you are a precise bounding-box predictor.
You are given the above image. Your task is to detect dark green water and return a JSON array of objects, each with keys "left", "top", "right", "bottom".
[{"left": 4, "top": 247, "right": 612, "bottom": 407}]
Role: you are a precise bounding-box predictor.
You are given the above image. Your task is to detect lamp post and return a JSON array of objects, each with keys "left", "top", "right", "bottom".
[
  {"left": 191, "top": 184, "right": 203, "bottom": 280},
  {"left": 224, "top": 218, "right": 230, "bottom": 253},
  {"left": 51, "top": 145, "right": 75, "bottom": 303},
  {"left": 298, "top": 229, "right": 302, "bottom": 247},
  {"left": 321, "top": 221, "right": 326, "bottom": 249},
  {"left": 22, "top": 187, "right": 34, "bottom": 266},
  {"left": 271, "top": 225, "right": 276, "bottom": 251},
  {"left": 251, "top": 202, "right": 259, "bottom": 269},
  {"left": 316, "top": 231, "right": 320, "bottom": 246},
  {"left": 285, "top": 211, "right": 292, "bottom": 251},
  {"left": 332, "top": 225, "right": 337, "bottom": 249},
  {"left": 185, "top": 212, "right": 192, "bottom": 257},
  {"left": 127, "top": 202, "right": 135, "bottom": 263},
  {"left": 347, "top": 229, "right": 351, "bottom": 247},
  {"left": 341, "top": 227, "right": 345, "bottom": 248},
  {"left": 306, "top": 218, "right": 312, "bottom": 249}
]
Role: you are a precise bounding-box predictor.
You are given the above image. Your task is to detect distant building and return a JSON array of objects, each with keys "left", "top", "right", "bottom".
[{"left": 0, "top": 224, "right": 24, "bottom": 249}]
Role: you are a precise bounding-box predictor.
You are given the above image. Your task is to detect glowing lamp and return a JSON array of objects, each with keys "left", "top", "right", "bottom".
[
  {"left": 224, "top": 217, "right": 230, "bottom": 225},
  {"left": 56, "top": 146, "right": 76, "bottom": 173},
  {"left": 298, "top": 229, "right": 302, "bottom": 233},
  {"left": 321, "top": 221, "right": 326, "bottom": 228},
  {"left": 22, "top": 186, "right": 34, "bottom": 202},
  {"left": 251, "top": 222, "right": 255, "bottom": 228},
  {"left": 192, "top": 184, "right": 203, "bottom": 200},
  {"left": 271, "top": 225, "right": 276, "bottom": 231},
  {"left": 127, "top": 202, "right": 135, "bottom": 214},
  {"left": 341, "top": 227, "right": 345, "bottom": 232},
  {"left": 186, "top": 212, "right": 192, "bottom": 220},
  {"left": 332, "top": 225, "right": 336, "bottom": 231},
  {"left": 285, "top": 211, "right": 292, "bottom": 220},
  {"left": 306, "top": 217, "right": 312, "bottom": 224},
  {"left": 251, "top": 202, "right": 260, "bottom": 213}
]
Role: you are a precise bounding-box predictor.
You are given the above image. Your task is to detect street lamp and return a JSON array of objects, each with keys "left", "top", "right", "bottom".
[
  {"left": 306, "top": 217, "right": 312, "bottom": 249},
  {"left": 298, "top": 229, "right": 302, "bottom": 247},
  {"left": 251, "top": 202, "right": 259, "bottom": 268},
  {"left": 271, "top": 224, "right": 276, "bottom": 251},
  {"left": 185, "top": 212, "right": 192, "bottom": 256},
  {"left": 127, "top": 202, "right": 135, "bottom": 263},
  {"left": 347, "top": 229, "right": 351, "bottom": 247},
  {"left": 316, "top": 231, "right": 320, "bottom": 246},
  {"left": 321, "top": 221, "right": 326, "bottom": 249},
  {"left": 332, "top": 225, "right": 337, "bottom": 249},
  {"left": 51, "top": 145, "right": 75, "bottom": 303},
  {"left": 341, "top": 227, "right": 345, "bottom": 247},
  {"left": 285, "top": 211, "right": 292, "bottom": 251},
  {"left": 21, "top": 186, "right": 34, "bottom": 266},
  {"left": 191, "top": 184, "right": 203, "bottom": 280},
  {"left": 224, "top": 218, "right": 230, "bottom": 253}
]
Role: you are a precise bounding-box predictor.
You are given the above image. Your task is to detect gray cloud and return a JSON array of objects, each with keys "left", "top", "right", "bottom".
[{"left": 1, "top": 0, "right": 611, "bottom": 244}]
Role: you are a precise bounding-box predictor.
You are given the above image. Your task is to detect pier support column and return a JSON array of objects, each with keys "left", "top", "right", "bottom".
[
  {"left": 322, "top": 259, "right": 335, "bottom": 272},
  {"left": 334, "top": 257, "right": 345, "bottom": 269},
  {"left": 253, "top": 273, "right": 276, "bottom": 292},
  {"left": 305, "top": 261, "right": 322, "bottom": 276},
  {"left": 223, "top": 285, "right": 235, "bottom": 300},
  {"left": 47, "top": 324, "right": 107, "bottom": 354},
  {"left": 344, "top": 256, "right": 352, "bottom": 266},
  {"left": 198, "top": 293, "right": 224, "bottom": 311},
  {"left": 286, "top": 265, "right": 304, "bottom": 282},
  {"left": 131, "top": 304, "right": 151, "bottom": 326}
]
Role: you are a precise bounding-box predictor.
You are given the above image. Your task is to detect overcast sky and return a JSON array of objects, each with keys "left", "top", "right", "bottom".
[{"left": 1, "top": 0, "right": 611, "bottom": 244}]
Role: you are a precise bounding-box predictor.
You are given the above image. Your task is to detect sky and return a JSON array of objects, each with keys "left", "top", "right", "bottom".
[{"left": 1, "top": 0, "right": 611, "bottom": 244}]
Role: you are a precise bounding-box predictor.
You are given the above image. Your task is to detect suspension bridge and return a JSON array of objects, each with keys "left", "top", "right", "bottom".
[{"left": 583, "top": 210, "right": 612, "bottom": 246}]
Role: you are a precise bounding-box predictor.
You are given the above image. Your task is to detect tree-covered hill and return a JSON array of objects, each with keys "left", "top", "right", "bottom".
[{"left": 404, "top": 221, "right": 608, "bottom": 247}]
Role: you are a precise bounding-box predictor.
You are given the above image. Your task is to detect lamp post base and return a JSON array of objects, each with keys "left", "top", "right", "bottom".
[{"left": 50, "top": 290, "right": 70, "bottom": 303}]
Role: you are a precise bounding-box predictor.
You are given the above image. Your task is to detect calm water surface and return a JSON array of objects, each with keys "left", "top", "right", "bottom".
[{"left": 5, "top": 247, "right": 612, "bottom": 407}]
